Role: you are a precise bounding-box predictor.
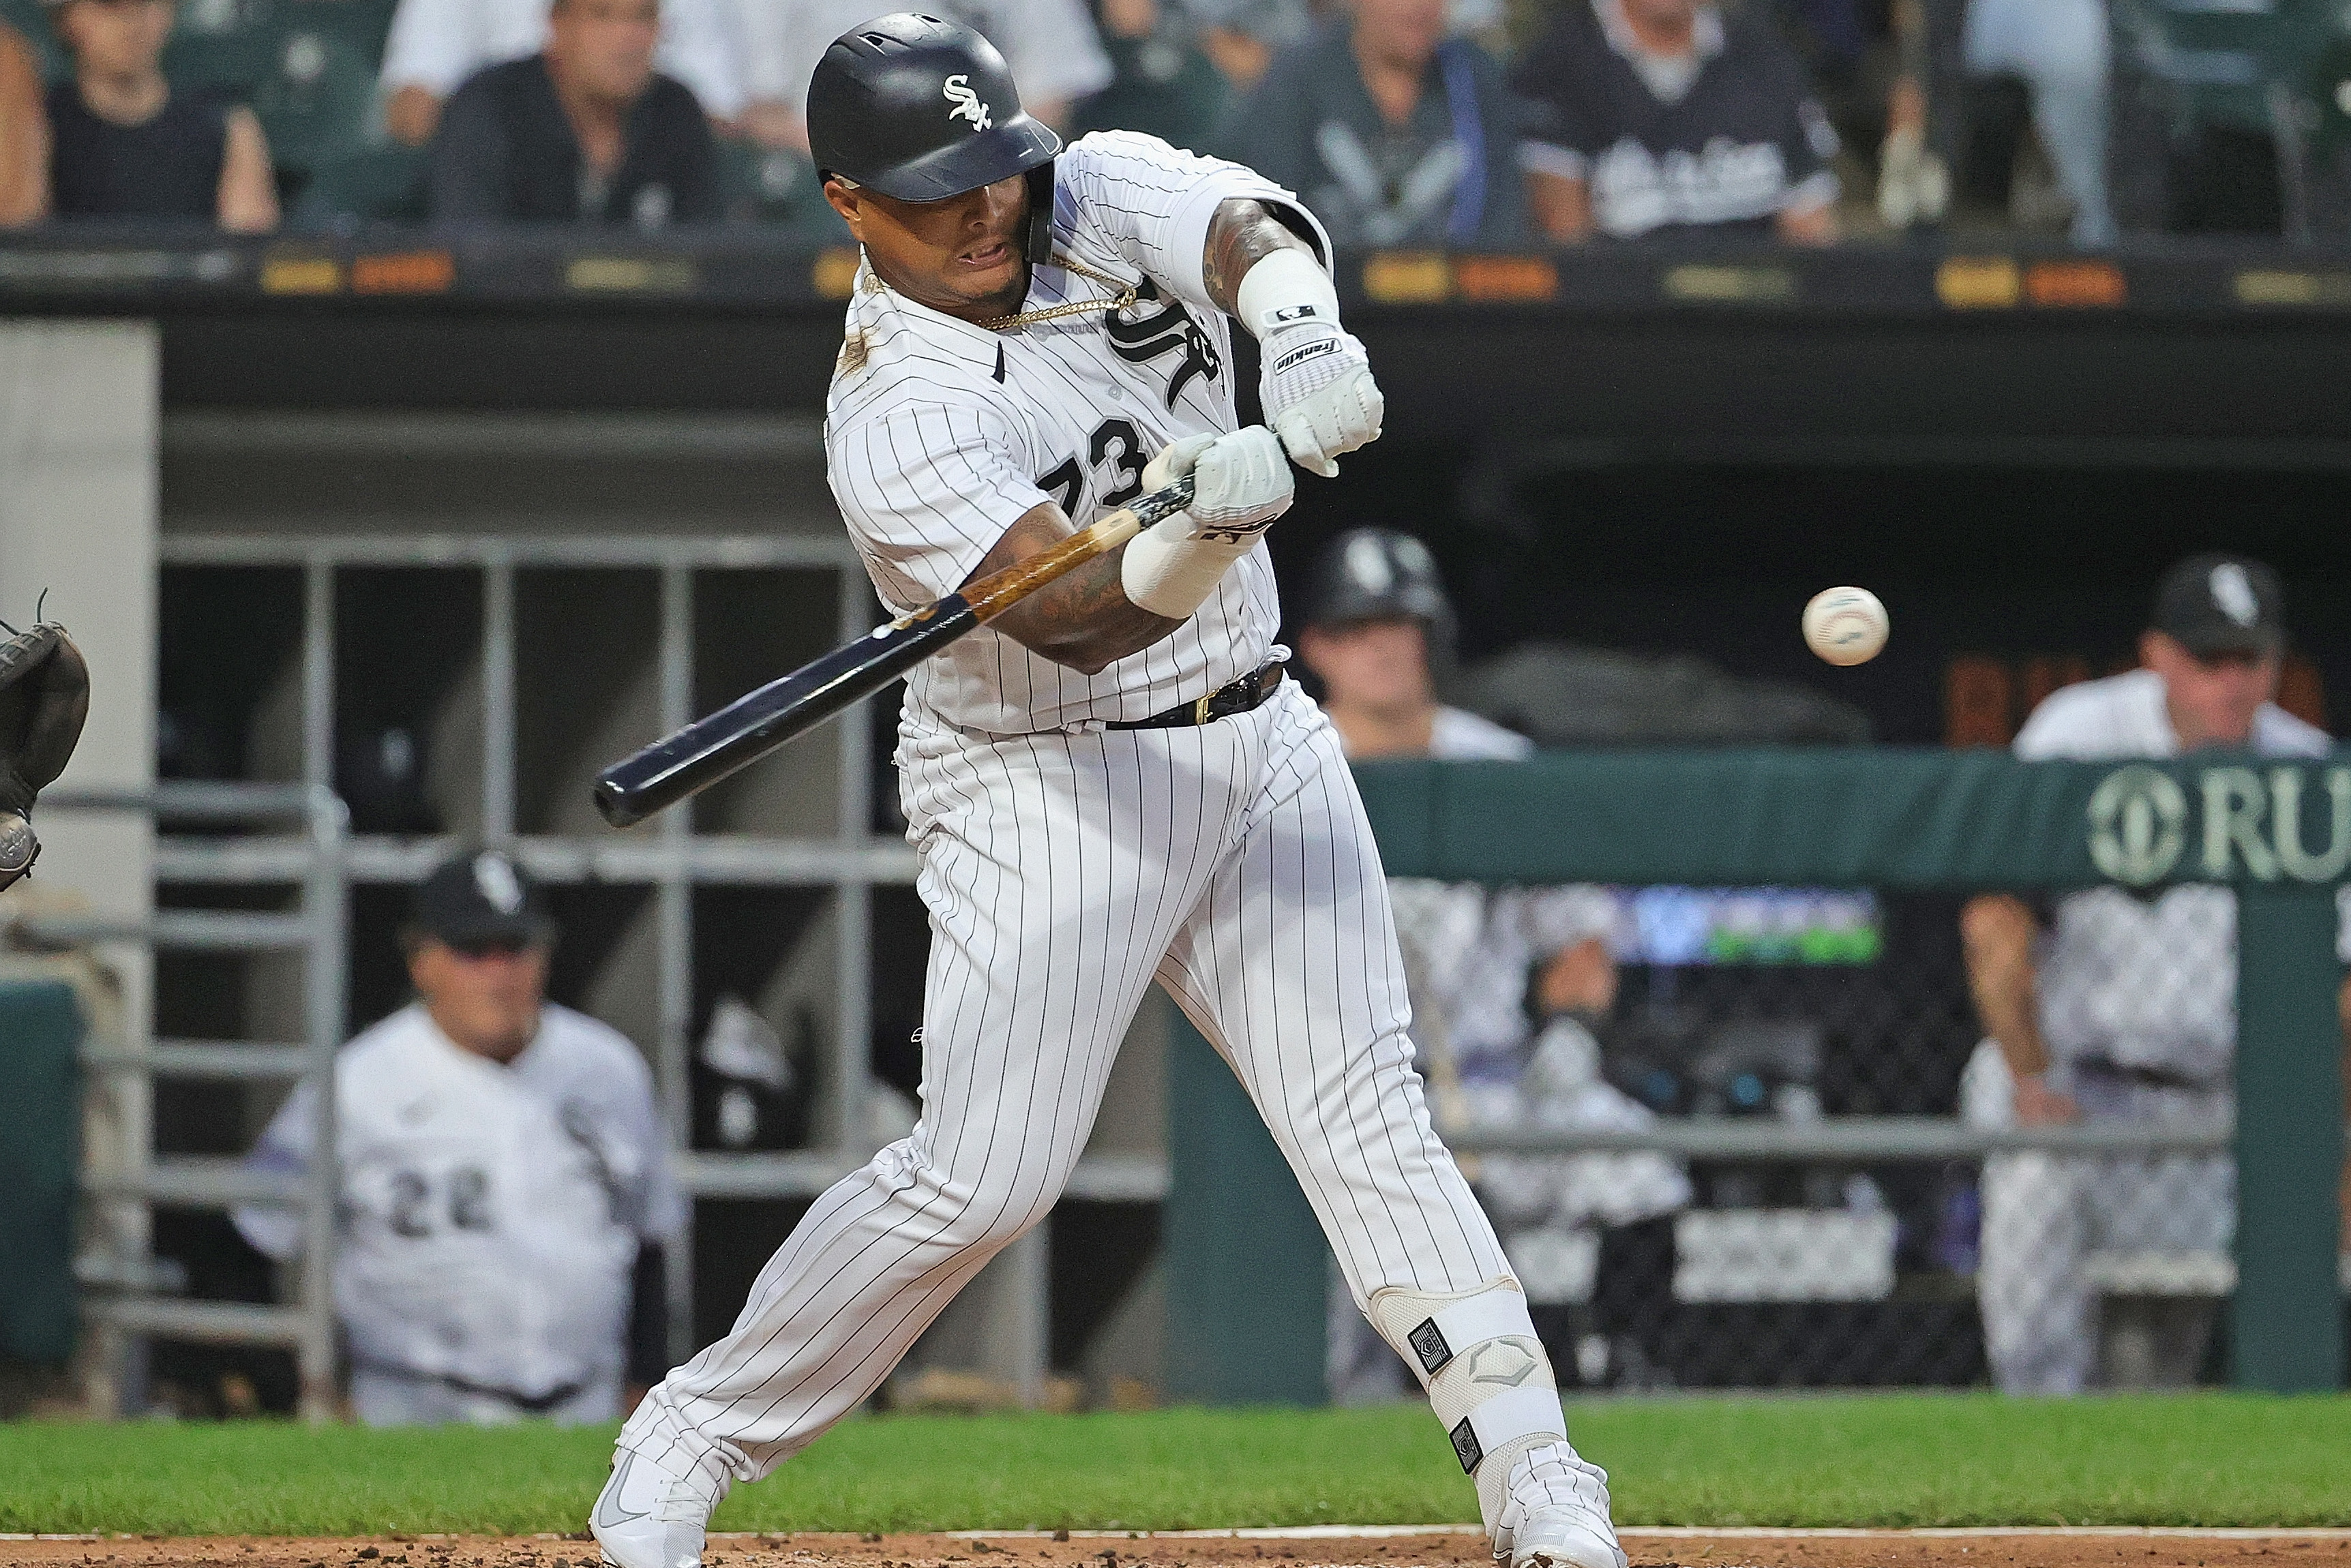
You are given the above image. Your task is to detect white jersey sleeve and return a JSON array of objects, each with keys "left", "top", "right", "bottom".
[
  {"left": 1055, "top": 131, "right": 1333, "bottom": 320},
  {"left": 233, "top": 1076, "right": 320, "bottom": 1262},
  {"left": 831, "top": 399, "right": 1052, "bottom": 611},
  {"left": 378, "top": 0, "right": 498, "bottom": 94}
]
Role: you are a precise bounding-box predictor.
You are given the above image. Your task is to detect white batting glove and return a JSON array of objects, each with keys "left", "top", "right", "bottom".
[
  {"left": 1122, "top": 427, "right": 1292, "bottom": 620},
  {"left": 1139, "top": 426, "right": 1293, "bottom": 542},
  {"left": 1259, "top": 322, "right": 1383, "bottom": 479}
]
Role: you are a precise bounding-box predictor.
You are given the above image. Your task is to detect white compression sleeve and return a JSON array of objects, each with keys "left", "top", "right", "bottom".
[
  {"left": 1233, "top": 247, "right": 1343, "bottom": 340},
  {"left": 1121, "top": 517, "right": 1253, "bottom": 620}
]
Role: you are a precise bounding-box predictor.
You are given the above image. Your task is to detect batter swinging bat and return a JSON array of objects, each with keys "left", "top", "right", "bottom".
[{"left": 593, "top": 473, "right": 1197, "bottom": 828}]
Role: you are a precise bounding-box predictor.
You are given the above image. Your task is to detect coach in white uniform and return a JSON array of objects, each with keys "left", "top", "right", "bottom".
[
  {"left": 1960, "top": 554, "right": 2347, "bottom": 1393},
  {"left": 594, "top": 18, "right": 1626, "bottom": 1568},
  {"left": 237, "top": 849, "right": 682, "bottom": 1425}
]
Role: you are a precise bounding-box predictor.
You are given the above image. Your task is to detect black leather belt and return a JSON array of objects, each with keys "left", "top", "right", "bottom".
[
  {"left": 1108, "top": 661, "right": 1287, "bottom": 730},
  {"left": 2073, "top": 1057, "right": 2218, "bottom": 1093}
]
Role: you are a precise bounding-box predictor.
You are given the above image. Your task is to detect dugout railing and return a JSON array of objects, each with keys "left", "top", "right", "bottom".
[
  {"left": 1165, "top": 749, "right": 2349, "bottom": 1400},
  {"left": 20, "top": 781, "right": 348, "bottom": 1420}
]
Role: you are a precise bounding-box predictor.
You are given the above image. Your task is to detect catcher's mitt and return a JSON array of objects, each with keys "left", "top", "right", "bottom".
[{"left": 0, "top": 622, "right": 91, "bottom": 890}]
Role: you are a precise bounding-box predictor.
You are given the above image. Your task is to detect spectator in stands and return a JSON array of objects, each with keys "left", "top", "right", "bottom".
[
  {"left": 1298, "top": 529, "right": 1684, "bottom": 1399},
  {"left": 0, "top": 22, "right": 46, "bottom": 226},
  {"left": 1956, "top": 0, "right": 2114, "bottom": 246},
  {"left": 734, "top": 0, "right": 1110, "bottom": 152},
  {"left": 426, "top": 0, "right": 721, "bottom": 228},
  {"left": 235, "top": 849, "right": 680, "bottom": 1426},
  {"left": 1215, "top": 0, "right": 1529, "bottom": 246},
  {"left": 1960, "top": 554, "right": 2351, "bottom": 1393},
  {"left": 1066, "top": 0, "right": 1233, "bottom": 153},
  {"left": 1510, "top": 0, "right": 1839, "bottom": 244},
  {"left": 40, "top": 0, "right": 277, "bottom": 229},
  {"left": 380, "top": 0, "right": 743, "bottom": 147}
]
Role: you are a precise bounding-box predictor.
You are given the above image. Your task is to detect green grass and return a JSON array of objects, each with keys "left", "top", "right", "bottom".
[{"left": 0, "top": 1395, "right": 2346, "bottom": 1537}]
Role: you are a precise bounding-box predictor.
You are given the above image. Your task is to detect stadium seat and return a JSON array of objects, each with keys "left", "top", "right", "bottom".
[
  {"left": 161, "top": 0, "right": 275, "bottom": 97},
  {"left": 249, "top": 0, "right": 399, "bottom": 177},
  {"left": 720, "top": 142, "right": 854, "bottom": 239},
  {"left": 288, "top": 142, "right": 425, "bottom": 227},
  {"left": 2110, "top": 0, "right": 2351, "bottom": 234}
]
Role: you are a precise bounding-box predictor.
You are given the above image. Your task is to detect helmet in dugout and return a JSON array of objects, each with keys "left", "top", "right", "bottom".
[
  {"left": 807, "top": 13, "right": 1060, "bottom": 264},
  {"left": 1300, "top": 528, "right": 1456, "bottom": 635}
]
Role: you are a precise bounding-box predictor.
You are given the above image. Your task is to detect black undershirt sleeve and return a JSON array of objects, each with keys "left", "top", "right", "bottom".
[{"left": 628, "top": 1241, "right": 672, "bottom": 1387}]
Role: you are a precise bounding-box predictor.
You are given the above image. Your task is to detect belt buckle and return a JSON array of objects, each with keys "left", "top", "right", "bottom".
[{"left": 1194, "top": 692, "right": 1214, "bottom": 725}]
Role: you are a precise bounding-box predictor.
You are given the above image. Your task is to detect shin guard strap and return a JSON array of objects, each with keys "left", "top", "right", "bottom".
[{"left": 1447, "top": 1383, "right": 1567, "bottom": 1475}]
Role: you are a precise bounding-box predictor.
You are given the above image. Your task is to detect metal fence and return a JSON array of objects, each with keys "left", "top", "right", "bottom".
[{"left": 21, "top": 782, "right": 347, "bottom": 1419}]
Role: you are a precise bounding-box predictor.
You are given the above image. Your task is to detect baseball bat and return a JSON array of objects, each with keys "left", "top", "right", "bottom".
[{"left": 593, "top": 473, "right": 1196, "bottom": 828}]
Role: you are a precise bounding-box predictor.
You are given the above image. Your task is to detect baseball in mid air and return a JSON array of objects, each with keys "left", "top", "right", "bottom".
[{"left": 1803, "top": 587, "right": 1889, "bottom": 666}]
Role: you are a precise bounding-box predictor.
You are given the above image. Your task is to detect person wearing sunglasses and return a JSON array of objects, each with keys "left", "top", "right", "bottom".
[{"left": 235, "top": 847, "right": 681, "bottom": 1425}]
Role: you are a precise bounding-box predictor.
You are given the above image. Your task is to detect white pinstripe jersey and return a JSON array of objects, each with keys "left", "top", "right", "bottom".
[{"left": 825, "top": 130, "right": 1330, "bottom": 735}]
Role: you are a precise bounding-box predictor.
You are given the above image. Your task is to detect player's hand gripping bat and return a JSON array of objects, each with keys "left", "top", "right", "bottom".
[{"left": 593, "top": 473, "right": 1196, "bottom": 828}]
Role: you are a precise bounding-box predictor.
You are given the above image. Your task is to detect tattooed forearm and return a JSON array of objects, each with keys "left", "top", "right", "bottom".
[
  {"left": 974, "top": 504, "right": 1182, "bottom": 674},
  {"left": 1203, "top": 196, "right": 1317, "bottom": 316}
]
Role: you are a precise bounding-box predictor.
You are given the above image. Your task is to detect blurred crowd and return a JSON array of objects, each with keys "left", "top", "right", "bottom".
[{"left": 0, "top": 0, "right": 2299, "bottom": 244}]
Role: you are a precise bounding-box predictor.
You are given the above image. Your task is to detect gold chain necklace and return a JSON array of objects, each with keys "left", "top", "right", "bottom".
[{"left": 977, "top": 255, "right": 1139, "bottom": 333}]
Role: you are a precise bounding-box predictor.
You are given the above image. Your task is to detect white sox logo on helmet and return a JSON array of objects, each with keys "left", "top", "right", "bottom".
[{"left": 942, "top": 74, "right": 991, "bottom": 131}]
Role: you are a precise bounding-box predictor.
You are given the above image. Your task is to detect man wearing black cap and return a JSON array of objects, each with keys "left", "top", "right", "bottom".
[
  {"left": 235, "top": 847, "right": 680, "bottom": 1425},
  {"left": 1959, "top": 553, "right": 2345, "bottom": 1393}
]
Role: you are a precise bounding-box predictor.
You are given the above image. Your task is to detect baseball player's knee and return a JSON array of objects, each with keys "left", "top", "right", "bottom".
[{"left": 1366, "top": 1277, "right": 1565, "bottom": 1529}]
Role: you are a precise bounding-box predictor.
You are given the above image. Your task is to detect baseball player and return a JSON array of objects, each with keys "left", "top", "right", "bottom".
[
  {"left": 1296, "top": 529, "right": 1677, "bottom": 1403},
  {"left": 236, "top": 849, "right": 682, "bottom": 1424},
  {"left": 1960, "top": 554, "right": 2347, "bottom": 1392},
  {"left": 593, "top": 18, "right": 1626, "bottom": 1568}
]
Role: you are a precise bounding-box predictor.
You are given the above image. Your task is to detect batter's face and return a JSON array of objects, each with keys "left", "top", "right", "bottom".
[
  {"left": 2142, "top": 629, "right": 2277, "bottom": 749},
  {"left": 826, "top": 173, "right": 1030, "bottom": 323},
  {"left": 409, "top": 937, "right": 550, "bottom": 1065},
  {"left": 1300, "top": 618, "right": 1434, "bottom": 715}
]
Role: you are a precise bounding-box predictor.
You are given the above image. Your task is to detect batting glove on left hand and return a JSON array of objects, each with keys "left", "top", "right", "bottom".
[
  {"left": 1258, "top": 322, "right": 1383, "bottom": 479},
  {"left": 1140, "top": 427, "right": 1293, "bottom": 542}
]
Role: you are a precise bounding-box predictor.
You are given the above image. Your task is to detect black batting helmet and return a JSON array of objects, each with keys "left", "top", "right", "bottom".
[
  {"left": 1300, "top": 528, "right": 1456, "bottom": 636},
  {"left": 807, "top": 14, "right": 1060, "bottom": 263}
]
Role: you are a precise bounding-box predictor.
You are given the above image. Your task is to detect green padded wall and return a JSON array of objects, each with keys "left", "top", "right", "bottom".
[{"left": 0, "top": 979, "right": 83, "bottom": 1366}]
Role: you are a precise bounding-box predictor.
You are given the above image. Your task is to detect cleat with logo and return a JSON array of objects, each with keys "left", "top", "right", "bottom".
[{"left": 590, "top": 1445, "right": 732, "bottom": 1568}]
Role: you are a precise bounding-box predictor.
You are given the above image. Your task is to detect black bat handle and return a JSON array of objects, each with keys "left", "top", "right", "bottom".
[{"left": 594, "top": 597, "right": 977, "bottom": 827}]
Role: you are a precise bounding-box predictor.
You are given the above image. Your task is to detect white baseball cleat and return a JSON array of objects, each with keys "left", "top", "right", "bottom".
[
  {"left": 1492, "top": 1443, "right": 1630, "bottom": 1568},
  {"left": 590, "top": 1445, "right": 732, "bottom": 1568}
]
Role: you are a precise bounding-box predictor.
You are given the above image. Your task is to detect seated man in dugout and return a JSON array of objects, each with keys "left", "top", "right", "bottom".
[
  {"left": 40, "top": 0, "right": 278, "bottom": 229},
  {"left": 235, "top": 849, "right": 681, "bottom": 1424},
  {"left": 1960, "top": 553, "right": 2351, "bottom": 1393},
  {"left": 1509, "top": 0, "right": 1838, "bottom": 244},
  {"left": 427, "top": 0, "right": 721, "bottom": 228}
]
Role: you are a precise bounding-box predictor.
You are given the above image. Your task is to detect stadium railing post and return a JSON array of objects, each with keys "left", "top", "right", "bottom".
[{"left": 2231, "top": 883, "right": 2347, "bottom": 1391}]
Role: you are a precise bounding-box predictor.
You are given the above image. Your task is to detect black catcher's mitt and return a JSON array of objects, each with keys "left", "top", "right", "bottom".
[{"left": 0, "top": 623, "right": 91, "bottom": 890}]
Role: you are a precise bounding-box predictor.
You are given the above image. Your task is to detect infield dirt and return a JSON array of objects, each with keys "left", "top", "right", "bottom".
[{"left": 3, "top": 1531, "right": 2348, "bottom": 1568}]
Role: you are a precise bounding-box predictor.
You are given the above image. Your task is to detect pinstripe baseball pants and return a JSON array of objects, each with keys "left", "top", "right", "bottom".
[{"left": 634, "top": 680, "right": 1508, "bottom": 1476}]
